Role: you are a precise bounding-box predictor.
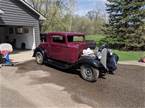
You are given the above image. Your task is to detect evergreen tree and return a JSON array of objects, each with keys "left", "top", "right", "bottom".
[{"left": 104, "top": 0, "right": 145, "bottom": 50}]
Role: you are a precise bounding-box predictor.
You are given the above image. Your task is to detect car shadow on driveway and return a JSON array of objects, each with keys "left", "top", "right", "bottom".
[{"left": 15, "top": 60, "right": 145, "bottom": 108}]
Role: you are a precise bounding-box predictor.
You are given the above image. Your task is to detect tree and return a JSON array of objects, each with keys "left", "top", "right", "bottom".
[
  {"left": 28, "top": 0, "right": 76, "bottom": 32},
  {"left": 27, "top": 0, "right": 105, "bottom": 34},
  {"left": 86, "top": 10, "right": 106, "bottom": 34},
  {"left": 104, "top": 0, "right": 145, "bottom": 50},
  {"left": 63, "top": 0, "right": 76, "bottom": 31}
]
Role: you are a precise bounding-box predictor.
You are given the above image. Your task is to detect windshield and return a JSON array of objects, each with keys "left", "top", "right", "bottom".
[{"left": 67, "top": 36, "right": 85, "bottom": 42}]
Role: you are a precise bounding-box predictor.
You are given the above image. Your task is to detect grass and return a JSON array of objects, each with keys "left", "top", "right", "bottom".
[
  {"left": 86, "top": 34, "right": 145, "bottom": 61},
  {"left": 113, "top": 50, "right": 145, "bottom": 61},
  {"left": 86, "top": 34, "right": 105, "bottom": 45}
]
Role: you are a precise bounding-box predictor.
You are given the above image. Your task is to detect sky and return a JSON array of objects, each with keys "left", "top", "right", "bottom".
[{"left": 75, "top": 0, "right": 107, "bottom": 16}]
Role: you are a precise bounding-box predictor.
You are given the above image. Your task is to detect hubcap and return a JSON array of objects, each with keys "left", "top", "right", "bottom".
[{"left": 84, "top": 67, "right": 93, "bottom": 79}]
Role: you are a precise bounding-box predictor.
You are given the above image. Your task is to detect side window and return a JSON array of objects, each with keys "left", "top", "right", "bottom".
[
  {"left": 52, "top": 35, "right": 65, "bottom": 43},
  {"left": 67, "top": 36, "right": 84, "bottom": 42}
]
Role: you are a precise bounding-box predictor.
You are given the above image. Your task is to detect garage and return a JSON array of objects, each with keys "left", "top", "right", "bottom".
[
  {"left": 0, "top": 0, "right": 45, "bottom": 50},
  {"left": 0, "top": 26, "right": 35, "bottom": 49}
]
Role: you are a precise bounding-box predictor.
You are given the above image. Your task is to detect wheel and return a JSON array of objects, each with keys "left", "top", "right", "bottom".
[
  {"left": 80, "top": 64, "right": 99, "bottom": 82},
  {"left": 35, "top": 52, "right": 44, "bottom": 65}
]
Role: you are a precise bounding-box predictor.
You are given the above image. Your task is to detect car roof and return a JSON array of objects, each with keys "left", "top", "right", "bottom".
[{"left": 46, "top": 32, "right": 85, "bottom": 36}]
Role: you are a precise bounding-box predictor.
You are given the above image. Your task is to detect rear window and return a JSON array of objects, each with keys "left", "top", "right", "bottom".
[
  {"left": 52, "top": 35, "right": 65, "bottom": 43},
  {"left": 40, "top": 33, "right": 47, "bottom": 42}
]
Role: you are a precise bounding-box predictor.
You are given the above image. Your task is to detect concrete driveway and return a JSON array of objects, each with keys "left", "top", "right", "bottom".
[
  {"left": 0, "top": 62, "right": 145, "bottom": 108},
  {"left": 10, "top": 50, "right": 34, "bottom": 63},
  {"left": 0, "top": 51, "right": 145, "bottom": 108}
]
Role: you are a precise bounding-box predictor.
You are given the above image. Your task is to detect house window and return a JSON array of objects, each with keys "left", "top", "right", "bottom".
[
  {"left": 15, "top": 27, "right": 29, "bottom": 34},
  {"left": 16, "top": 27, "right": 23, "bottom": 34}
]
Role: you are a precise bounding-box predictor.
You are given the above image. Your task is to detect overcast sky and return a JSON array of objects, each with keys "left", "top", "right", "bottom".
[{"left": 75, "top": 0, "right": 107, "bottom": 16}]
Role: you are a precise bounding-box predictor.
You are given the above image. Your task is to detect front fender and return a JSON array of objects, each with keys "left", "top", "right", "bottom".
[
  {"left": 78, "top": 56, "right": 101, "bottom": 69},
  {"left": 113, "top": 53, "right": 119, "bottom": 63},
  {"left": 107, "top": 54, "right": 119, "bottom": 72}
]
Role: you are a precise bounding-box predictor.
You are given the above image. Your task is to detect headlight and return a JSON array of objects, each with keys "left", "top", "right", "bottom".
[
  {"left": 98, "top": 55, "right": 102, "bottom": 59},
  {"left": 109, "top": 49, "right": 113, "bottom": 55},
  {"left": 97, "top": 52, "right": 102, "bottom": 59}
]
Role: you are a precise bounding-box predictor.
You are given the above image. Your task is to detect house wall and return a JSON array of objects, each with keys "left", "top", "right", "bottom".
[{"left": 0, "top": 0, "right": 40, "bottom": 48}]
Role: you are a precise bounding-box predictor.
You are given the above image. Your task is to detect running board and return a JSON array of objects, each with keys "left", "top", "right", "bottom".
[{"left": 45, "top": 59, "right": 72, "bottom": 70}]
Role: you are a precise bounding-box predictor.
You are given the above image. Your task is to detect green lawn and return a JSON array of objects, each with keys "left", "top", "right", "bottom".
[
  {"left": 86, "top": 34, "right": 145, "bottom": 61},
  {"left": 113, "top": 50, "right": 145, "bottom": 61},
  {"left": 86, "top": 34, "right": 105, "bottom": 45}
]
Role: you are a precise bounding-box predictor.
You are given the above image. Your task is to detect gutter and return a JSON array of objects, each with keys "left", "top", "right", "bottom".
[{"left": 19, "top": 0, "right": 46, "bottom": 20}]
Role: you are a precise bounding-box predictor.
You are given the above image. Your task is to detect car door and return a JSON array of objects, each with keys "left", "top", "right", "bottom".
[{"left": 50, "top": 35, "right": 68, "bottom": 62}]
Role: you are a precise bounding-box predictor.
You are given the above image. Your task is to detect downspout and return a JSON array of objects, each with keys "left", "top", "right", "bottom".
[{"left": 32, "top": 28, "right": 36, "bottom": 50}]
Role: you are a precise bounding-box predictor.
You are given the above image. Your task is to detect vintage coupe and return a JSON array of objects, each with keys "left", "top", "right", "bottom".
[{"left": 33, "top": 32, "right": 119, "bottom": 82}]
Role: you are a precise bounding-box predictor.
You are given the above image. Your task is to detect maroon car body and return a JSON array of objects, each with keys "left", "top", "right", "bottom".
[
  {"left": 38, "top": 32, "right": 96, "bottom": 63},
  {"left": 33, "top": 32, "right": 118, "bottom": 82}
]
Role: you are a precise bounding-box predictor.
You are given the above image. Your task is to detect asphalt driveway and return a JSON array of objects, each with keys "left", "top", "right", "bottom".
[{"left": 0, "top": 60, "right": 145, "bottom": 108}]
